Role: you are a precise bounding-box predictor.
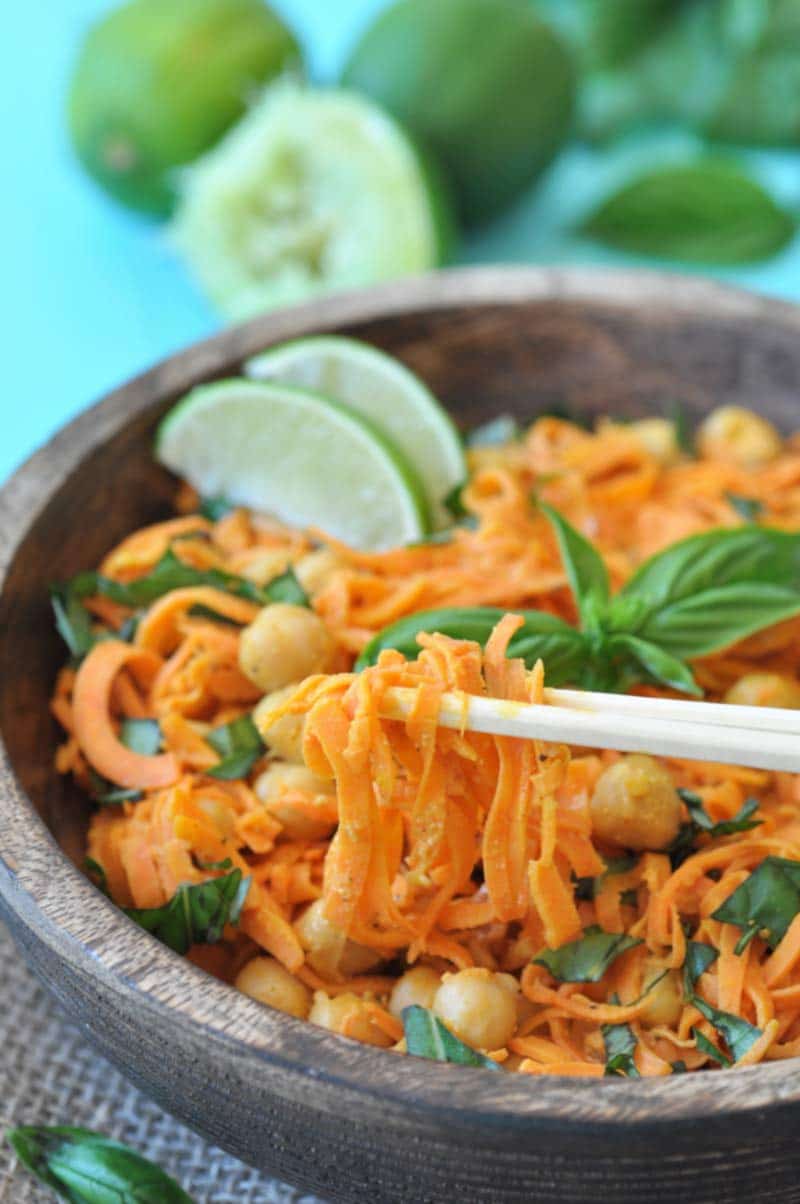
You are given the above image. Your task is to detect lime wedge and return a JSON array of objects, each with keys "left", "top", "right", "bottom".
[
  {"left": 155, "top": 379, "right": 430, "bottom": 549},
  {"left": 171, "top": 82, "right": 456, "bottom": 318},
  {"left": 245, "top": 336, "right": 465, "bottom": 528}
]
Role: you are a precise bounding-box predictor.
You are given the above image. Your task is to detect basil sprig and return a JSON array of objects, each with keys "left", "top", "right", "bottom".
[
  {"left": 533, "top": 926, "right": 642, "bottom": 983},
  {"left": 125, "top": 868, "right": 250, "bottom": 954},
  {"left": 359, "top": 509, "right": 800, "bottom": 695},
  {"left": 7, "top": 1126, "right": 195, "bottom": 1203},
  {"left": 402, "top": 1006, "right": 500, "bottom": 1070},
  {"left": 712, "top": 855, "right": 800, "bottom": 954},
  {"left": 205, "top": 714, "right": 265, "bottom": 780}
]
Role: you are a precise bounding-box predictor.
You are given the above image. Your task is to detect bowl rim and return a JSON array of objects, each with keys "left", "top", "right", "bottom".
[{"left": 4, "top": 263, "right": 800, "bottom": 1132}]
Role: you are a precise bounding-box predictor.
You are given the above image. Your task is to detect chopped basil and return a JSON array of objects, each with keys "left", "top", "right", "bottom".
[
  {"left": 50, "top": 579, "right": 96, "bottom": 661},
  {"left": 199, "top": 495, "right": 235, "bottom": 521},
  {"left": 402, "top": 1006, "right": 500, "bottom": 1070},
  {"left": 692, "top": 997, "right": 761, "bottom": 1064},
  {"left": 671, "top": 1060, "right": 688, "bottom": 1074},
  {"left": 533, "top": 926, "right": 642, "bottom": 983},
  {"left": 87, "top": 719, "right": 164, "bottom": 806},
  {"left": 186, "top": 604, "right": 245, "bottom": 626},
  {"left": 712, "top": 855, "right": 800, "bottom": 952},
  {"left": 264, "top": 566, "right": 310, "bottom": 607},
  {"left": 683, "top": 941, "right": 718, "bottom": 1001},
  {"left": 669, "top": 400, "right": 693, "bottom": 453},
  {"left": 603, "top": 1022, "right": 640, "bottom": 1077},
  {"left": 205, "top": 714, "right": 265, "bottom": 780},
  {"left": 7, "top": 1125, "right": 195, "bottom": 1203},
  {"left": 88, "top": 770, "right": 143, "bottom": 807},
  {"left": 726, "top": 493, "right": 764, "bottom": 523},
  {"left": 692, "top": 1026, "right": 732, "bottom": 1068},
  {"left": 466, "top": 414, "right": 520, "bottom": 447},
  {"left": 125, "top": 868, "right": 250, "bottom": 955},
  {"left": 442, "top": 481, "right": 469, "bottom": 521},
  {"left": 678, "top": 789, "right": 762, "bottom": 838},
  {"left": 90, "top": 547, "right": 272, "bottom": 607}
]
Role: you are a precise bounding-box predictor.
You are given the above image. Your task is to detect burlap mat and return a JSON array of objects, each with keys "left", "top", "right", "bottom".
[{"left": 0, "top": 921, "right": 326, "bottom": 1203}]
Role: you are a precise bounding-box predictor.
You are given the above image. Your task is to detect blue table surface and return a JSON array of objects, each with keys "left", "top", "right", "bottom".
[{"left": 7, "top": 0, "right": 800, "bottom": 485}]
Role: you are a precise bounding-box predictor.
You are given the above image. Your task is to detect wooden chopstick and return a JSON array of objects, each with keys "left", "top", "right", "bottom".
[{"left": 379, "top": 686, "right": 800, "bottom": 773}]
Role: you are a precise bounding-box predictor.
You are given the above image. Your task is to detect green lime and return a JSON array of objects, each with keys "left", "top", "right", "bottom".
[
  {"left": 170, "top": 82, "right": 457, "bottom": 318},
  {"left": 155, "top": 379, "right": 430, "bottom": 549},
  {"left": 68, "top": 0, "right": 301, "bottom": 216},
  {"left": 341, "top": 0, "right": 575, "bottom": 224},
  {"left": 245, "top": 336, "right": 465, "bottom": 528}
]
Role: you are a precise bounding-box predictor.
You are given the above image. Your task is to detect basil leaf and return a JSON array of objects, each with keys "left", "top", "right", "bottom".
[
  {"left": 692, "top": 996, "right": 761, "bottom": 1064},
  {"left": 125, "top": 868, "right": 250, "bottom": 955},
  {"left": 88, "top": 770, "right": 143, "bottom": 807},
  {"left": 607, "top": 633, "right": 701, "bottom": 696},
  {"left": 533, "top": 926, "right": 642, "bottom": 983},
  {"left": 264, "top": 566, "right": 310, "bottom": 608},
  {"left": 632, "top": 582, "right": 800, "bottom": 660},
  {"left": 355, "top": 606, "right": 588, "bottom": 686},
  {"left": 205, "top": 714, "right": 265, "bottom": 780},
  {"left": 579, "top": 160, "right": 795, "bottom": 264},
  {"left": 466, "top": 415, "right": 520, "bottom": 447},
  {"left": 603, "top": 1022, "right": 640, "bottom": 1077},
  {"left": 199, "top": 495, "right": 235, "bottom": 521},
  {"left": 712, "top": 855, "right": 800, "bottom": 951},
  {"left": 7, "top": 1126, "right": 195, "bottom": 1203},
  {"left": 85, "top": 858, "right": 109, "bottom": 896},
  {"left": 443, "top": 481, "right": 469, "bottom": 521},
  {"left": 402, "top": 1006, "right": 500, "bottom": 1069},
  {"left": 119, "top": 718, "right": 162, "bottom": 757},
  {"left": 187, "top": 603, "right": 245, "bottom": 626},
  {"left": 726, "top": 493, "right": 764, "bottom": 523},
  {"left": 678, "top": 790, "right": 761, "bottom": 839},
  {"left": 93, "top": 547, "right": 270, "bottom": 607},
  {"left": 683, "top": 941, "right": 718, "bottom": 1000},
  {"left": 50, "top": 584, "right": 96, "bottom": 661},
  {"left": 539, "top": 503, "right": 610, "bottom": 624},
  {"left": 410, "top": 515, "right": 480, "bottom": 547},
  {"left": 692, "top": 1026, "right": 732, "bottom": 1068},
  {"left": 671, "top": 1060, "right": 688, "bottom": 1074},
  {"left": 669, "top": 400, "right": 693, "bottom": 454}
]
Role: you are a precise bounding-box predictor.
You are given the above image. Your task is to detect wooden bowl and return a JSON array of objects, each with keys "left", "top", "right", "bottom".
[{"left": 3, "top": 266, "right": 800, "bottom": 1204}]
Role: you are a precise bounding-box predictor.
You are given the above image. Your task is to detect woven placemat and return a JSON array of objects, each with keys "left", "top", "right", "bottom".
[{"left": 0, "top": 921, "right": 326, "bottom": 1203}]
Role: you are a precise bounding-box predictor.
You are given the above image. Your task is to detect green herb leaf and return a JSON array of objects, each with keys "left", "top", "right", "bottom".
[
  {"left": 50, "top": 572, "right": 100, "bottom": 661},
  {"left": 692, "top": 996, "right": 761, "bottom": 1064},
  {"left": 199, "top": 496, "right": 235, "bottom": 521},
  {"left": 402, "top": 1006, "right": 500, "bottom": 1069},
  {"left": 671, "top": 1059, "right": 688, "bottom": 1074},
  {"left": 205, "top": 714, "right": 265, "bottom": 780},
  {"left": 726, "top": 493, "right": 764, "bottom": 523},
  {"left": 678, "top": 790, "right": 761, "bottom": 839},
  {"left": 466, "top": 415, "right": 520, "bottom": 447},
  {"left": 533, "top": 926, "right": 642, "bottom": 983},
  {"left": 580, "top": 160, "right": 795, "bottom": 265},
  {"left": 669, "top": 400, "right": 693, "bottom": 454},
  {"left": 119, "top": 718, "right": 162, "bottom": 757},
  {"left": 263, "top": 566, "right": 310, "bottom": 608},
  {"left": 602, "top": 1022, "right": 640, "bottom": 1077},
  {"left": 607, "top": 633, "right": 701, "bottom": 696},
  {"left": 692, "top": 1026, "right": 732, "bottom": 1068},
  {"left": 91, "top": 547, "right": 271, "bottom": 607},
  {"left": 85, "top": 858, "right": 109, "bottom": 896},
  {"left": 125, "top": 868, "right": 250, "bottom": 955},
  {"left": 443, "top": 481, "right": 469, "bottom": 521},
  {"left": 539, "top": 503, "right": 610, "bottom": 625},
  {"left": 712, "top": 855, "right": 800, "bottom": 951},
  {"left": 683, "top": 941, "right": 718, "bottom": 1001},
  {"left": 7, "top": 1126, "right": 196, "bottom": 1203}
]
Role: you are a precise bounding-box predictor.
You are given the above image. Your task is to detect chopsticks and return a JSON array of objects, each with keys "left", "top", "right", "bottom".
[{"left": 379, "top": 686, "right": 800, "bottom": 773}]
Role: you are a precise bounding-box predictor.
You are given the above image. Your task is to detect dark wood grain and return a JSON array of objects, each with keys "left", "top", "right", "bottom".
[{"left": 3, "top": 267, "right": 800, "bottom": 1203}]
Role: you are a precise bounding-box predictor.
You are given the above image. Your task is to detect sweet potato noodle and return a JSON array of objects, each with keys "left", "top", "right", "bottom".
[{"left": 51, "top": 412, "right": 800, "bottom": 1075}]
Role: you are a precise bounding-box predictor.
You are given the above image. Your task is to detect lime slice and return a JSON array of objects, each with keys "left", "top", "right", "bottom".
[
  {"left": 171, "top": 83, "right": 456, "bottom": 318},
  {"left": 245, "top": 336, "right": 465, "bottom": 528},
  {"left": 155, "top": 379, "right": 430, "bottom": 549}
]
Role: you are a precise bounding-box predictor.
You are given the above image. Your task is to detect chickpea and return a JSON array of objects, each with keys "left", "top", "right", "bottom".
[
  {"left": 697, "top": 405, "right": 782, "bottom": 468},
  {"left": 235, "top": 956, "right": 311, "bottom": 1019},
  {"left": 294, "top": 898, "right": 382, "bottom": 980},
  {"left": 590, "top": 754, "right": 681, "bottom": 851},
  {"left": 253, "top": 684, "right": 307, "bottom": 763},
  {"left": 308, "top": 991, "right": 394, "bottom": 1047},
  {"left": 239, "top": 604, "right": 336, "bottom": 693},
  {"left": 724, "top": 673, "right": 800, "bottom": 710},
  {"left": 432, "top": 968, "right": 519, "bottom": 1052},
  {"left": 295, "top": 547, "right": 344, "bottom": 597},
  {"left": 388, "top": 966, "right": 441, "bottom": 1019},
  {"left": 254, "top": 763, "right": 336, "bottom": 841},
  {"left": 240, "top": 548, "right": 292, "bottom": 586},
  {"left": 630, "top": 418, "right": 680, "bottom": 467},
  {"left": 638, "top": 961, "right": 683, "bottom": 1029}
]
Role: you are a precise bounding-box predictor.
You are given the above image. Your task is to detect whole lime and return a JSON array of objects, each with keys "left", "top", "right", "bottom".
[
  {"left": 68, "top": 0, "right": 301, "bottom": 217},
  {"left": 341, "top": 0, "right": 575, "bottom": 224}
]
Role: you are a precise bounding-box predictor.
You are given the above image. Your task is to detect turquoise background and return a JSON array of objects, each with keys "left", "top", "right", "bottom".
[{"left": 8, "top": 0, "right": 800, "bottom": 484}]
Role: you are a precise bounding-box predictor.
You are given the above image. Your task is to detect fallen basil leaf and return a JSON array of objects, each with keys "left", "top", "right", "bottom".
[
  {"left": 7, "top": 1126, "right": 195, "bottom": 1203},
  {"left": 126, "top": 868, "right": 250, "bottom": 955},
  {"left": 726, "top": 493, "right": 764, "bottom": 523},
  {"left": 603, "top": 1022, "right": 640, "bottom": 1077},
  {"left": 533, "top": 926, "right": 642, "bottom": 983},
  {"left": 92, "top": 547, "right": 270, "bottom": 607},
  {"left": 692, "top": 996, "right": 761, "bottom": 1064},
  {"left": 264, "top": 566, "right": 310, "bottom": 608},
  {"left": 402, "top": 1005, "right": 500, "bottom": 1069},
  {"left": 466, "top": 415, "right": 520, "bottom": 447},
  {"left": 692, "top": 1026, "right": 732, "bottom": 1068},
  {"left": 206, "top": 714, "right": 265, "bottom": 780},
  {"left": 540, "top": 502, "right": 610, "bottom": 625},
  {"left": 683, "top": 941, "right": 718, "bottom": 1001},
  {"left": 199, "top": 495, "right": 235, "bottom": 521},
  {"left": 712, "top": 855, "right": 800, "bottom": 951},
  {"left": 580, "top": 161, "right": 795, "bottom": 264}
]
